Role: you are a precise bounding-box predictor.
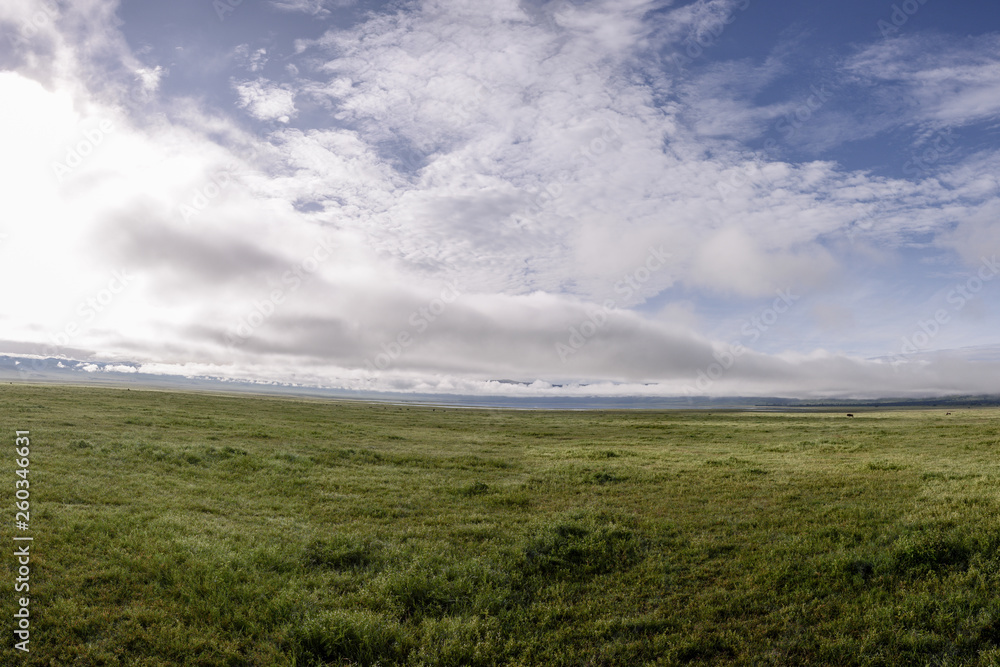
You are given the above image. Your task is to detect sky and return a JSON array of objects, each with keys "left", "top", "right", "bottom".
[{"left": 1, "top": 0, "right": 1000, "bottom": 399}]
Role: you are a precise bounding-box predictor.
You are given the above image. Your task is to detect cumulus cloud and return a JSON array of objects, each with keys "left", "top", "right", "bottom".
[
  {"left": 234, "top": 78, "right": 297, "bottom": 123},
  {"left": 134, "top": 65, "right": 162, "bottom": 92}
]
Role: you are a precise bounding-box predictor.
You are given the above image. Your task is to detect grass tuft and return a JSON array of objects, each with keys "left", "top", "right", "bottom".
[{"left": 303, "top": 535, "right": 380, "bottom": 571}]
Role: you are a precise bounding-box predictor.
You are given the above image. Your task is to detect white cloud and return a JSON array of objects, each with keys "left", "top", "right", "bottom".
[
  {"left": 234, "top": 45, "right": 268, "bottom": 73},
  {"left": 234, "top": 78, "right": 297, "bottom": 123},
  {"left": 690, "top": 227, "right": 837, "bottom": 297},
  {"left": 845, "top": 34, "right": 1000, "bottom": 130},
  {"left": 134, "top": 65, "right": 162, "bottom": 92},
  {"left": 1, "top": 0, "right": 999, "bottom": 400},
  {"left": 102, "top": 363, "right": 137, "bottom": 373},
  {"left": 269, "top": 0, "right": 355, "bottom": 17}
]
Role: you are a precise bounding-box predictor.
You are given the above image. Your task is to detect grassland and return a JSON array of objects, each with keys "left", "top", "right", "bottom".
[{"left": 1, "top": 384, "right": 999, "bottom": 665}]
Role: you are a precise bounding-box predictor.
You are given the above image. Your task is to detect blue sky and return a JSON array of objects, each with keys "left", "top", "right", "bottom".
[{"left": 1, "top": 0, "right": 999, "bottom": 398}]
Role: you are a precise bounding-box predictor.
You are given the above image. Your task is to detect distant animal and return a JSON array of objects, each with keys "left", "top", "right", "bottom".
[
  {"left": 946, "top": 412, "right": 952, "bottom": 415},
  {"left": 846, "top": 413, "right": 854, "bottom": 418}
]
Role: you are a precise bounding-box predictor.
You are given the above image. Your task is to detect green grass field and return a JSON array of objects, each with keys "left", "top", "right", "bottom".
[{"left": 1, "top": 384, "right": 999, "bottom": 665}]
